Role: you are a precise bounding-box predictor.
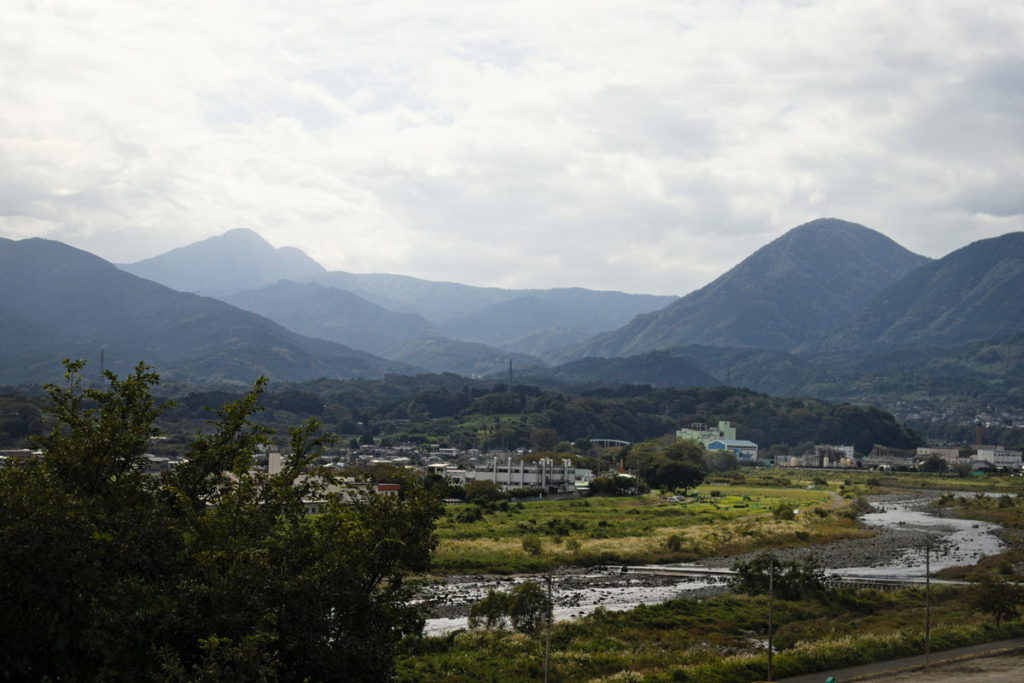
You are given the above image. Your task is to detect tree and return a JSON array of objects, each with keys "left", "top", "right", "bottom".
[
  {"left": 656, "top": 460, "right": 706, "bottom": 494},
  {"left": 971, "top": 577, "right": 1024, "bottom": 626},
  {"left": 706, "top": 449, "right": 740, "bottom": 472},
  {"left": 465, "top": 479, "right": 505, "bottom": 503},
  {"left": 0, "top": 361, "right": 440, "bottom": 682},
  {"left": 508, "top": 581, "right": 551, "bottom": 634},
  {"left": 919, "top": 455, "right": 948, "bottom": 473},
  {"left": 467, "top": 581, "right": 551, "bottom": 635},
  {"left": 731, "top": 553, "right": 832, "bottom": 601},
  {"left": 530, "top": 427, "right": 560, "bottom": 452},
  {"left": 951, "top": 460, "right": 974, "bottom": 478},
  {"left": 468, "top": 590, "right": 511, "bottom": 630},
  {"left": 638, "top": 439, "right": 708, "bottom": 493}
]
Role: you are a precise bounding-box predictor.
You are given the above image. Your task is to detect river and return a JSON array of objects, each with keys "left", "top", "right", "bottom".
[{"left": 423, "top": 492, "right": 1006, "bottom": 635}]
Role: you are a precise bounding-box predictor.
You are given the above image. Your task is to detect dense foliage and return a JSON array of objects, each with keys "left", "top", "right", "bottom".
[
  {"left": 2, "top": 376, "right": 923, "bottom": 454},
  {"left": 0, "top": 362, "right": 440, "bottom": 681}
]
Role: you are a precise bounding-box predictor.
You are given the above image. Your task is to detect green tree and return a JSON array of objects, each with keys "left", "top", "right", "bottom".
[
  {"left": 465, "top": 479, "right": 505, "bottom": 503},
  {"left": 971, "top": 576, "right": 1024, "bottom": 626},
  {"left": 466, "top": 581, "right": 552, "bottom": 635},
  {"left": 0, "top": 360, "right": 440, "bottom": 682},
  {"left": 468, "top": 590, "right": 511, "bottom": 630},
  {"left": 731, "top": 553, "right": 832, "bottom": 601},
  {"left": 508, "top": 581, "right": 552, "bottom": 634},
  {"left": 919, "top": 455, "right": 948, "bottom": 473}
]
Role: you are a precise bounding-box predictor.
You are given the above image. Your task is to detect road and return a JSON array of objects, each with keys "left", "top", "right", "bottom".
[{"left": 775, "top": 637, "right": 1024, "bottom": 682}]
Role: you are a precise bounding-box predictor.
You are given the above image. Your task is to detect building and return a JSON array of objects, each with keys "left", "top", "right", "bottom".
[
  {"left": 917, "top": 447, "right": 961, "bottom": 463},
  {"left": 676, "top": 421, "right": 736, "bottom": 444},
  {"left": 975, "top": 446, "right": 1023, "bottom": 470},
  {"left": 442, "top": 456, "right": 592, "bottom": 494},
  {"left": 706, "top": 439, "right": 759, "bottom": 463},
  {"left": 813, "top": 444, "right": 856, "bottom": 468}
]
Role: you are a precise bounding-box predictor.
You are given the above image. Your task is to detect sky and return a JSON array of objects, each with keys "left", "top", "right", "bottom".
[{"left": 2, "top": 0, "right": 1022, "bottom": 296}]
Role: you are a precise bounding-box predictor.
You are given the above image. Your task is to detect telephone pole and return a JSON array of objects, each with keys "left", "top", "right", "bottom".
[
  {"left": 925, "top": 539, "right": 932, "bottom": 669},
  {"left": 544, "top": 575, "right": 553, "bottom": 682},
  {"left": 768, "top": 556, "right": 775, "bottom": 682}
]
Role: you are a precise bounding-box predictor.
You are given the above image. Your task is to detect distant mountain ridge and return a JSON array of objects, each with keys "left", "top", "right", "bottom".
[
  {"left": 812, "top": 231, "right": 1024, "bottom": 350},
  {"left": 222, "top": 280, "right": 436, "bottom": 355},
  {"left": 565, "top": 218, "right": 931, "bottom": 358},
  {"left": 0, "top": 238, "right": 412, "bottom": 384},
  {"left": 120, "top": 229, "right": 677, "bottom": 362}
]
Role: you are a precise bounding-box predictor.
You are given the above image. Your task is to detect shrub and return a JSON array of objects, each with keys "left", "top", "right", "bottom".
[
  {"left": 772, "top": 501, "right": 795, "bottom": 521},
  {"left": 522, "top": 534, "right": 543, "bottom": 556}
]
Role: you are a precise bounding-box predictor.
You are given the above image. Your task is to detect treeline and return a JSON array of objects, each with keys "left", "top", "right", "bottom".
[
  {"left": 0, "top": 373, "right": 923, "bottom": 453},
  {"left": 86, "top": 377, "right": 925, "bottom": 455}
]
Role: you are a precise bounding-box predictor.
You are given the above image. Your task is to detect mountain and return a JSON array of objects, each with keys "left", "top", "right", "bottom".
[
  {"left": 523, "top": 351, "right": 719, "bottom": 388},
  {"left": 440, "top": 289, "right": 677, "bottom": 347},
  {"left": 813, "top": 232, "right": 1024, "bottom": 350},
  {"left": 121, "top": 228, "right": 325, "bottom": 295},
  {"left": 0, "top": 238, "right": 412, "bottom": 384},
  {"left": 500, "top": 327, "right": 593, "bottom": 360},
  {"left": 311, "top": 271, "right": 517, "bottom": 321},
  {"left": 120, "top": 229, "right": 675, "bottom": 351},
  {"left": 566, "top": 218, "right": 930, "bottom": 358},
  {"left": 221, "top": 281, "right": 435, "bottom": 355},
  {"left": 384, "top": 337, "right": 546, "bottom": 377}
]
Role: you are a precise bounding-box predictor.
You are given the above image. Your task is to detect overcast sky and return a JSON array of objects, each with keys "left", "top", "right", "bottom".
[{"left": 2, "top": 1, "right": 1022, "bottom": 295}]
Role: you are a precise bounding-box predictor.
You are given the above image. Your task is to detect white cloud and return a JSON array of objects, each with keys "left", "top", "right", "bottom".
[{"left": 2, "top": 0, "right": 1022, "bottom": 294}]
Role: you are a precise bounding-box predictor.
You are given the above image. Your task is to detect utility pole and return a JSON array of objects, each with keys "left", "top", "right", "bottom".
[
  {"left": 768, "top": 557, "right": 775, "bottom": 682},
  {"left": 925, "top": 538, "right": 931, "bottom": 669},
  {"left": 544, "top": 575, "right": 553, "bottom": 683}
]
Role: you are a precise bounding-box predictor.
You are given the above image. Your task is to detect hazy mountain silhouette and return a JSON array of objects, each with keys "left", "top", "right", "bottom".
[
  {"left": 525, "top": 351, "right": 718, "bottom": 388},
  {"left": 384, "top": 337, "right": 547, "bottom": 377},
  {"left": 121, "top": 228, "right": 325, "bottom": 295},
  {"left": 222, "top": 280, "right": 435, "bottom": 355},
  {"left": 119, "top": 228, "right": 675, "bottom": 364},
  {"left": 0, "top": 238, "right": 412, "bottom": 384}
]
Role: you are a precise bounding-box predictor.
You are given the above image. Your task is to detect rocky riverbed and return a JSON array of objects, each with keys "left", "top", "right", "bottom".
[{"left": 422, "top": 491, "right": 1005, "bottom": 635}]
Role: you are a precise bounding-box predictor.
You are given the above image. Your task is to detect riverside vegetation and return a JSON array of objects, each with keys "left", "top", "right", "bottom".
[
  {"left": 432, "top": 483, "right": 866, "bottom": 574},
  {"left": 398, "top": 471, "right": 1024, "bottom": 681}
]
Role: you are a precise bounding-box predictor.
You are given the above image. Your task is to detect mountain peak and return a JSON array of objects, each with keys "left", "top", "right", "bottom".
[
  {"left": 569, "top": 218, "right": 930, "bottom": 356},
  {"left": 120, "top": 228, "right": 325, "bottom": 294}
]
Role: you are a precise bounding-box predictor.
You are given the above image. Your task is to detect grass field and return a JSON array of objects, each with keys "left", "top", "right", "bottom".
[
  {"left": 432, "top": 483, "right": 867, "bottom": 573},
  {"left": 397, "top": 585, "right": 1024, "bottom": 682}
]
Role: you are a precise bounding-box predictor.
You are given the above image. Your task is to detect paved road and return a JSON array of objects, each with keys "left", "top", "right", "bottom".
[{"left": 774, "top": 637, "right": 1024, "bottom": 682}]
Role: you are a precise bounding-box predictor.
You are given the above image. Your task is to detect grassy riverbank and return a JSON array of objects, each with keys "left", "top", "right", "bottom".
[
  {"left": 398, "top": 585, "right": 1024, "bottom": 681},
  {"left": 432, "top": 484, "right": 867, "bottom": 573}
]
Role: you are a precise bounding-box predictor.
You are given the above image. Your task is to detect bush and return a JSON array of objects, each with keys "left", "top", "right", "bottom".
[
  {"left": 522, "top": 534, "right": 543, "bottom": 555},
  {"left": 772, "top": 501, "right": 795, "bottom": 521}
]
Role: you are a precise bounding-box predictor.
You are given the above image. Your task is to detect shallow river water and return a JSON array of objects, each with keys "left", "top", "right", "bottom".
[{"left": 423, "top": 492, "right": 1007, "bottom": 635}]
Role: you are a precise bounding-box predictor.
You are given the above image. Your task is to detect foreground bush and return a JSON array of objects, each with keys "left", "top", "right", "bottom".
[{"left": 0, "top": 361, "right": 440, "bottom": 682}]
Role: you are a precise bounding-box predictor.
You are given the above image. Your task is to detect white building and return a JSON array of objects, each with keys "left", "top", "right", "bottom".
[
  {"left": 975, "top": 446, "right": 1023, "bottom": 469},
  {"left": 442, "top": 457, "right": 592, "bottom": 493}
]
